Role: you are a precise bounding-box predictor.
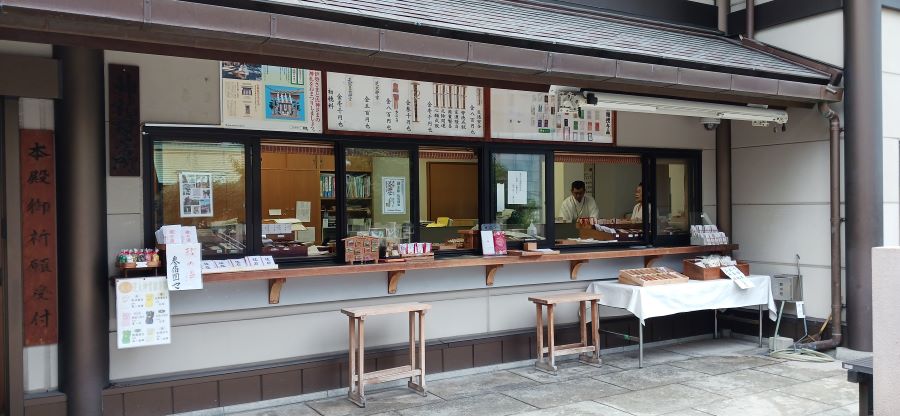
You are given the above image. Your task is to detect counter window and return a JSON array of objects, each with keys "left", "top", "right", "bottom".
[
  {"left": 491, "top": 153, "right": 546, "bottom": 242},
  {"left": 419, "top": 147, "right": 479, "bottom": 251},
  {"left": 553, "top": 153, "right": 644, "bottom": 246},
  {"left": 151, "top": 140, "right": 248, "bottom": 256},
  {"left": 344, "top": 147, "right": 412, "bottom": 247},
  {"left": 260, "top": 140, "right": 336, "bottom": 258},
  {"left": 655, "top": 157, "right": 696, "bottom": 237}
]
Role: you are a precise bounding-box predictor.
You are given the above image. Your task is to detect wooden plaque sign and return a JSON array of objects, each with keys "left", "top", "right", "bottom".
[
  {"left": 20, "top": 129, "right": 58, "bottom": 346},
  {"left": 108, "top": 64, "right": 141, "bottom": 176}
]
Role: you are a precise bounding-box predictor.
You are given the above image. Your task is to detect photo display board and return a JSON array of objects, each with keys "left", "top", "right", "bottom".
[
  {"left": 221, "top": 62, "right": 323, "bottom": 133},
  {"left": 326, "top": 72, "right": 484, "bottom": 138},
  {"left": 490, "top": 88, "right": 615, "bottom": 144}
]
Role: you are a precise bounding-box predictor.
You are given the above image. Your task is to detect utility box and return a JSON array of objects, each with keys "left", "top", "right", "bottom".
[{"left": 773, "top": 274, "right": 802, "bottom": 301}]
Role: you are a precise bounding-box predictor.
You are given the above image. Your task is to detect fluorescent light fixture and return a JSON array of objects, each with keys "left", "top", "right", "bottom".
[{"left": 583, "top": 92, "right": 788, "bottom": 124}]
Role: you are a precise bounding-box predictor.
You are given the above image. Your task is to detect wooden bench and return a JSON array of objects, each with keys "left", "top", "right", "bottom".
[
  {"left": 341, "top": 302, "right": 431, "bottom": 407},
  {"left": 527, "top": 292, "right": 602, "bottom": 374}
]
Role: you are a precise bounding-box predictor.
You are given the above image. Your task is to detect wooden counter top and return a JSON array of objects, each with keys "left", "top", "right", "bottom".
[{"left": 203, "top": 244, "right": 737, "bottom": 304}]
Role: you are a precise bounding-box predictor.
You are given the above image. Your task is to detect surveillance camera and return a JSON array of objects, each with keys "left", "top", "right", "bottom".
[{"left": 700, "top": 117, "right": 721, "bottom": 131}]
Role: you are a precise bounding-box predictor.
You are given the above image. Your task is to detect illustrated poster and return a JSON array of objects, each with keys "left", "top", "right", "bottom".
[
  {"left": 178, "top": 171, "right": 213, "bottom": 218},
  {"left": 221, "top": 62, "right": 323, "bottom": 133},
  {"left": 116, "top": 277, "right": 171, "bottom": 349},
  {"left": 326, "top": 72, "right": 484, "bottom": 137},
  {"left": 382, "top": 177, "right": 406, "bottom": 214},
  {"left": 166, "top": 243, "right": 203, "bottom": 290},
  {"left": 490, "top": 88, "right": 615, "bottom": 144}
]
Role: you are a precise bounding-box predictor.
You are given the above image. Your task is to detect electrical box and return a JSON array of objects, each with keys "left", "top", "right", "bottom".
[{"left": 773, "top": 274, "right": 802, "bottom": 301}]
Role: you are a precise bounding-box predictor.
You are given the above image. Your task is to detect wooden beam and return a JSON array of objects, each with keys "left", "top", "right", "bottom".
[
  {"left": 388, "top": 270, "right": 406, "bottom": 294},
  {"left": 570, "top": 260, "right": 588, "bottom": 280},
  {"left": 268, "top": 278, "right": 286, "bottom": 304},
  {"left": 485, "top": 264, "right": 504, "bottom": 286}
]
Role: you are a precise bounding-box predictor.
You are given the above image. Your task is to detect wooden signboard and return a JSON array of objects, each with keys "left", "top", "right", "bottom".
[
  {"left": 20, "top": 129, "right": 58, "bottom": 346},
  {"left": 108, "top": 64, "right": 141, "bottom": 176}
]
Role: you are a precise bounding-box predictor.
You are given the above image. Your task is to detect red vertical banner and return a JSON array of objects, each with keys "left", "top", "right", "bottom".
[{"left": 20, "top": 129, "right": 58, "bottom": 346}]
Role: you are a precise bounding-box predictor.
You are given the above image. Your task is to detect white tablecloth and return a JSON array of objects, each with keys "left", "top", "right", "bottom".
[{"left": 586, "top": 275, "right": 777, "bottom": 324}]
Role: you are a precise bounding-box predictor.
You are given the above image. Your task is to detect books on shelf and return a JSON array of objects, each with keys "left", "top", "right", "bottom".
[{"left": 319, "top": 173, "right": 371, "bottom": 199}]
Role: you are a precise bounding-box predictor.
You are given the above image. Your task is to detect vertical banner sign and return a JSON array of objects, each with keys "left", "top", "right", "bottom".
[
  {"left": 116, "top": 277, "right": 171, "bottom": 349},
  {"left": 108, "top": 64, "right": 141, "bottom": 176},
  {"left": 20, "top": 129, "right": 58, "bottom": 346}
]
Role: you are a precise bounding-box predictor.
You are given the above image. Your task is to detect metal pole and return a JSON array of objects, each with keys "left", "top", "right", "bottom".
[
  {"left": 745, "top": 0, "right": 755, "bottom": 39},
  {"left": 3, "top": 97, "right": 25, "bottom": 416},
  {"left": 715, "top": 0, "right": 729, "bottom": 33},
  {"left": 638, "top": 321, "right": 643, "bottom": 368},
  {"left": 716, "top": 120, "right": 732, "bottom": 238},
  {"left": 714, "top": 309, "right": 718, "bottom": 339},
  {"left": 758, "top": 304, "right": 763, "bottom": 347},
  {"left": 54, "top": 46, "right": 109, "bottom": 415},
  {"left": 844, "top": 0, "right": 883, "bottom": 352}
]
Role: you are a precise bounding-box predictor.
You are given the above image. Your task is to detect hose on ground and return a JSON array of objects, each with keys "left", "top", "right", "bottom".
[{"left": 769, "top": 348, "right": 835, "bottom": 362}]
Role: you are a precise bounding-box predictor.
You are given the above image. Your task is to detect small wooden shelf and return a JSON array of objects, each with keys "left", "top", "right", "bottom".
[{"left": 204, "top": 245, "right": 737, "bottom": 303}]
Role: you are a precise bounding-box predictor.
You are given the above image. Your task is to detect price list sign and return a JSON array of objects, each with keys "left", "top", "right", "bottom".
[
  {"left": 116, "top": 277, "right": 171, "bottom": 349},
  {"left": 20, "top": 129, "right": 58, "bottom": 346}
]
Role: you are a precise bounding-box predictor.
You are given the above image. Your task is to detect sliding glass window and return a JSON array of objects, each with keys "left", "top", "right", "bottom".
[
  {"left": 654, "top": 157, "right": 698, "bottom": 243},
  {"left": 344, "top": 147, "right": 413, "bottom": 248},
  {"left": 151, "top": 140, "right": 248, "bottom": 256},
  {"left": 491, "top": 152, "right": 546, "bottom": 242},
  {"left": 419, "top": 147, "right": 479, "bottom": 252}
]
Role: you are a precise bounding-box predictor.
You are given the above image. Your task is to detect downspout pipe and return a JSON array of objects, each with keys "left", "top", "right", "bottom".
[
  {"left": 798, "top": 102, "right": 843, "bottom": 350},
  {"left": 745, "top": 0, "right": 755, "bottom": 38}
]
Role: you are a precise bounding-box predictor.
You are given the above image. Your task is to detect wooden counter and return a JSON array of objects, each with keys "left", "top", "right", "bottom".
[{"left": 203, "top": 244, "right": 737, "bottom": 304}]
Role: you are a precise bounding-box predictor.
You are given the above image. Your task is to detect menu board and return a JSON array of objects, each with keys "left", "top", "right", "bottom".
[
  {"left": 490, "top": 89, "right": 615, "bottom": 144},
  {"left": 116, "top": 277, "right": 171, "bottom": 349},
  {"left": 221, "top": 62, "right": 322, "bottom": 133},
  {"left": 326, "top": 72, "right": 484, "bottom": 137}
]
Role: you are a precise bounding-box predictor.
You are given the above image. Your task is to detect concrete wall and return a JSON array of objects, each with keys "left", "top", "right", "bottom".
[
  {"left": 883, "top": 8, "right": 900, "bottom": 247},
  {"left": 872, "top": 247, "right": 900, "bottom": 414}
]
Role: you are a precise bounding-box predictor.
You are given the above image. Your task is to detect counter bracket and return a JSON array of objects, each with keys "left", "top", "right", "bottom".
[
  {"left": 643, "top": 255, "right": 662, "bottom": 268},
  {"left": 485, "top": 264, "right": 504, "bottom": 286},
  {"left": 388, "top": 270, "right": 406, "bottom": 294},
  {"left": 268, "top": 278, "right": 287, "bottom": 304},
  {"left": 570, "top": 260, "right": 588, "bottom": 280}
]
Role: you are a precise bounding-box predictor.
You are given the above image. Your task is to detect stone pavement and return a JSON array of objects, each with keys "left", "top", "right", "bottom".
[{"left": 223, "top": 339, "right": 858, "bottom": 416}]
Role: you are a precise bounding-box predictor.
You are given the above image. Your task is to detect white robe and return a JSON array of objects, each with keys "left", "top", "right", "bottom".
[
  {"left": 559, "top": 195, "right": 600, "bottom": 222},
  {"left": 630, "top": 203, "right": 643, "bottom": 222}
]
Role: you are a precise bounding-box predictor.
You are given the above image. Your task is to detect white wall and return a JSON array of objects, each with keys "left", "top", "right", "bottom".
[
  {"left": 756, "top": 11, "right": 844, "bottom": 68},
  {"left": 883, "top": 9, "right": 900, "bottom": 246}
]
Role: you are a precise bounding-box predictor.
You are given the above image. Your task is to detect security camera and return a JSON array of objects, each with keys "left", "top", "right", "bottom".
[{"left": 700, "top": 117, "right": 721, "bottom": 131}]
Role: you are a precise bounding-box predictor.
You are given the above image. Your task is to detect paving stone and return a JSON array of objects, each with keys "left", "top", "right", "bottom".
[
  {"left": 502, "top": 377, "right": 627, "bottom": 409},
  {"left": 600, "top": 350, "right": 692, "bottom": 370},
  {"left": 306, "top": 388, "right": 442, "bottom": 416},
  {"left": 596, "top": 384, "right": 724, "bottom": 416},
  {"left": 394, "top": 393, "right": 534, "bottom": 416},
  {"left": 227, "top": 405, "right": 320, "bottom": 416},
  {"left": 515, "top": 400, "right": 632, "bottom": 416},
  {"left": 427, "top": 371, "right": 538, "bottom": 400},
  {"left": 658, "top": 410, "right": 716, "bottom": 416},
  {"left": 693, "top": 391, "right": 833, "bottom": 416},
  {"left": 752, "top": 360, "right": 848, "bottom": 382},
  {"left": 509, "top": 361, "right": 621, "bottom": 383},
  {"left": 669, "top": 355, "right": 779, "bottom": 375},
  {"left": 598, "top": 364, "right": 707, "bottom": 390},
  {"left": 682, "top": 369, "right": 799, "bottom": 397},
  {"left": 815, "top": 403, "right": 860, "bottom": 416},
  {"left": 663, "top": 339, "right": 765, "bottom": 357},
  {"left": 776, "top": 376, "right": 859, "bottom": 407}
]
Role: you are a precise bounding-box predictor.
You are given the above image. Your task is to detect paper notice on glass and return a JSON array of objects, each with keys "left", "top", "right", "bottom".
[
  {"left": 382, "top": 177, "right": 406, "bottom": 214},
  {"left": 296, "top": 201, "right": 312, "bottom": 222},
  {"left": 497, "top": 184, "right": 505, "bottom": 212},
  {"left": 165, "top": 243, "right": 203, "bottom": 291},
  {"left": 116, "top": 277, "right": 171, "bottom": 349},
  {"left": 480, "top": 231, "right": 496, "bottom": 255},
  {"left": 721, "top": 265, "right": 754, "bottom": 289},
  {"left": 508, "top": 171, "right": 527, "bottom": 205},
  {"left": 178, "top": 172, "right": 214, "bottom": 218}
]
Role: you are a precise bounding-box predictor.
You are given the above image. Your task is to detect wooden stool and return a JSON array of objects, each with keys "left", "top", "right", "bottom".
[
  {"left": 527, "top": 292, "right": 602, "bottom": 374},
  {"left": 341, "top": 302, "right": 431, "bottom": 407}
]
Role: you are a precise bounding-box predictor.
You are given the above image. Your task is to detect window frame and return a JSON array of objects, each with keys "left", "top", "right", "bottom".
[{"left": 648, "top": 150, "right": 704, "bottom": 247}]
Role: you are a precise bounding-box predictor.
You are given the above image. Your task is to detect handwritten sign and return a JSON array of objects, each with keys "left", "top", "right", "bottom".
[
  {"left": 722, "top": 265, "right": 754, "bottom": 290},
  {"left": 20, "top": 129, "right": 58, "bottom": 346},
  {"left": 382, "top": 177, "right": 406, "bottom": 214},
  {"left": 326, "top": 72, "right": 484, "bottom": 137},
  {"left": 507, "top": 171, "right": 528, "bottom": 205},
  {"left": 221, "top": 62, "right": 322, "bottom": 133},
  {"left": 165, "top": 243, "right": 203, "bottom": 290},
  {"left": 116, "top": 277, "right": 171, "bottom": 349}
]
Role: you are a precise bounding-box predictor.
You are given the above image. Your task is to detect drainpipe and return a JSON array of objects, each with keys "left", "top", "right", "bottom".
[
  {"left": 716, "top": 0, "right": 729, "bottom": 32},
  {"left": 745, "top": 0, "right": 755, "bottom": 39},
  {"left": 798, "top": 102, "right": 843, "bottom": 350}
]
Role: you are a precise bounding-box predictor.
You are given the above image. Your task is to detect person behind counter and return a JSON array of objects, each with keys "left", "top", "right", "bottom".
[
  {"left": 559, "top": 180, "right": 599, "bottom": 222},
  {"left": 630, "top": 182, "right": 643, "bottom": 222}
]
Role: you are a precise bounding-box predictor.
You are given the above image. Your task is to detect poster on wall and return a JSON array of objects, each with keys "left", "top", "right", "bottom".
[
  {"left": 116, "top": 277, "right": 171, "bottom": 349},
  {"left": 221, "top": 62, "right": 323, "bottom": 133},
  {"left": 166, "top": 243, "right": 203, "bottom": 291},
  {"left": 326, "top": 72, "right": 484, "bottom": 137},
  {"left": 382, "top": 177, "right": 406, "bottom": 214},
  {"left": 508, "top": 171, "right": 528, "bottom": 205},
  {"left": 178, "top": 171, "right": 213, "bottom": 218},
  {"left": 489, "top": 88, "right": 615, "bottom": 144}
]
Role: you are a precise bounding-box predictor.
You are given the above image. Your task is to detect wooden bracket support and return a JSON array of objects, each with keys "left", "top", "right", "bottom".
[
  {"left": 485, "top": 264, "right": 504, "bottom": 286},
  {"left": 268, "top": 278, "right": 286, "bottom": 304},
  {"left": 643, "top": 255, "right": 662, "bottom": 267},
  {"left": 570, "top": 260, "right": 588, "bottom": 280},
  {"left": 388, "top": 270, "right": 406, "bottom": 294}
]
